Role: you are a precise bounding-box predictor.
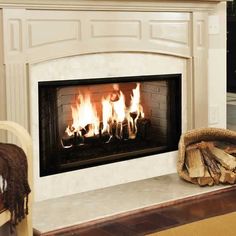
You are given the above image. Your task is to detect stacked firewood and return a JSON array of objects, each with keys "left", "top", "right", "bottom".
[{"left": 185, "top": 141, "right": 236, "bottom": 186}]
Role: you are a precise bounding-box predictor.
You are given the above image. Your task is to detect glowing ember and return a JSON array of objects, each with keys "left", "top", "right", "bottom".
[{"left": 64, "top": 83, "right": 145, "bottom": 147}]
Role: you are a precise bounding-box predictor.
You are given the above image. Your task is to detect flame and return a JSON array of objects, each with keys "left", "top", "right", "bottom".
[
  {"left": 64, "top": 83, "right": 145, "bottom": 146},
  {"left": 101, "top": 97, "right": 113, "bottom": 133},
  {"left": 112, "top": 91, "right": 126, "bottom": 123},
  {"left": 65, "top": 126, "right": 74, "bottom": 137},
  {"left": 66, "top": 94, "right": 99, "bottom": 138},
  {"left": 130, "top": 83, "right": 144, "bottom": 118},
  {"left": 128, "top": 83, "right": 144, "bottom": 138}
]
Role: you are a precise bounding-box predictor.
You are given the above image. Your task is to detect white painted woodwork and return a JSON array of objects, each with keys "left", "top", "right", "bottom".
[
  {"left": 5, "top": 63, "right": 28, "bottom": 127},
  {"left": 0, "top": 8, "right": 209, "bottom": 130},
  {"left": 0, "top": 0, "right": 226, "bottom": 200},
  {"left": 192, "top": 12, "right": 209, "bottom": 128},
  {"left": 22, "top": 11, "right": 191, "bottom": 61},
  {"left": 0, "top": 0, "right": 226, "bottom": 12},
  {"left": 0, "top": 10, "right": 6, "bottom": 142}
]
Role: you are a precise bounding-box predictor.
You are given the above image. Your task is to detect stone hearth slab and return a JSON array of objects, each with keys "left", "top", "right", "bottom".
[{"left": 33, "top": 173, "right": 232, "bottom": 234}]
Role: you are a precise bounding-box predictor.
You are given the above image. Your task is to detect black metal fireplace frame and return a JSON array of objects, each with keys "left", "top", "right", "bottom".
[{"left": 38, "top": 74, "right": 182, "bottom": 176}]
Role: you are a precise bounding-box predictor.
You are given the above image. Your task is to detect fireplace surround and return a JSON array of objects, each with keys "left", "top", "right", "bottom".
[{"left": 0, "top": 0, "right": 226, "bottom": 201}]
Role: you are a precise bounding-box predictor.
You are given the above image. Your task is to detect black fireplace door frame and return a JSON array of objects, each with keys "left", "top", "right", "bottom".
[{"left": 38, "top": 74, "right": 181, "bottom": 176}]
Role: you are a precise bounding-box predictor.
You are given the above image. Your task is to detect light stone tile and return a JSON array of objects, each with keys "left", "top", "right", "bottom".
[{"left": 33, "top": 173, "right": 232, "bottom": 234}]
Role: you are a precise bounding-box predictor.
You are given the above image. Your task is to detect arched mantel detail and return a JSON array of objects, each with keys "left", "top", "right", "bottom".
[
  {"left": 3, "top": 9, "right": 192, "bottom": 63},
  {"left": 0, "top": 4, "right": 209, "bottom": 134}
]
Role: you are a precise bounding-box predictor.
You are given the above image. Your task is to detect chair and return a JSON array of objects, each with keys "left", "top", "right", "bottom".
[{"left": 0, "top": 121, "right": 33, "bottom": 236}]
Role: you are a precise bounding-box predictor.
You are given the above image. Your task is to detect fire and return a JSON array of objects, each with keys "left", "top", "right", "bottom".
[
  {"left": 130, "top": 83, "right": 144, "bottom": 117},
  {"left": 64, "top": 83, "right": 145, "bottom": 147},
  {"left": 101, "top": 97, "right": 112, "bottom": 134},
  {"left": 70, "top": 94, "right": 99, "bottom": 137}
]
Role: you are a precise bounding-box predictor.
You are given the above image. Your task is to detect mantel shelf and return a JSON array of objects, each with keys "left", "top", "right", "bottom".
[{"left": 0, "top": 0, "right": 227, "bottom": 11}]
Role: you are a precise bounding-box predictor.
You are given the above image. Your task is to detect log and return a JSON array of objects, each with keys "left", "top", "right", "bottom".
[
  {"left": 224, "top": 145, "right": 236, "bottom": 155},
  {"left": 122, "top": 120, "right": 129, "bottom": 140},
  {"left": 197, "top": 142, "right": 220, "bottom": 184},
  {"left": 218, "top": 164, "right": 236, "bottom": 184},
  {"left": 210, "top": 146, "right": 236, "bottom": 171},
  {"left": 208, "top": 168, "right": 220, "bottom": 185},
  {"left": 185, "top": 148, "right": 205, "bottom": 178},
  {"left": 212, "top": 141, "right": 236, "bottom": 153},
  {"left": 137, "top": 118, "right": 151, "bottom": 140},
  {"left": 61, "top": 133, "right": 74, "bottom": 148},
  {"left": 197, "top": 169, "right": 214, "bottom": 186},
  {"left": 199, "top": 143, "right": 221, "bottom": 175}
]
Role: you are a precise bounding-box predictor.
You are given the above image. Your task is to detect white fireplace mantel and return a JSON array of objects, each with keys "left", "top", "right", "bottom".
[
  {"left": 0, "top": 0, "right": 227, "bottom": 9},
  {"left": 0, "top": 0, "right": 216, "bottom": 131},
  {"left": 0, "top": 0, "right": 226, "bottom": 201}
]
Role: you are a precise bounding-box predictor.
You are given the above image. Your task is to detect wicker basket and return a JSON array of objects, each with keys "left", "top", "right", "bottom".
[{"left": 177, "top": 127, "right": 236, "bottom": 184}]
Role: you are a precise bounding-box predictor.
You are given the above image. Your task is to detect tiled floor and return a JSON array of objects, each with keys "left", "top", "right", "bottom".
[{"left": 150, "top": 211, "right": 236, "bottom": 236}]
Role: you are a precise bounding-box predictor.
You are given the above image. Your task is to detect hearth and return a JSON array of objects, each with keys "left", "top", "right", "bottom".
[{"left": 39, "top": 74, "right": 181, "bottom": 176}]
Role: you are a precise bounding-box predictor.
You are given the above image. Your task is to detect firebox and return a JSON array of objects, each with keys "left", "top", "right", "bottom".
[{"left": 39, "top": 74, "right": 181, "bottom": 176}]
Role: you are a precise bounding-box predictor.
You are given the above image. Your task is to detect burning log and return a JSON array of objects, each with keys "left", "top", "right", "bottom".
[
  {"left": 83, "top": 134, "right": 100, "bottom": 145},
  {"left": 61, "top": 131, "right": 84, "bottom": 148},
  {"left": 62, "top": 82, "right": 147, "bottom": 147},
  {"left": 100, "top": 132, "right": 111, "bottom": 143},
  {"left": 73, "top": 132, "right": 84, "bottom": 145},
  {"left": 137, "top": 118, "right": 151, "bottom": 140},
  {"left": 129, "top": 112, "right": 138, "bottom": 139},
  {"left": 61, "top": 133, "right": 74, "bottom": 148},
  {"left": 122, "top": 120, "right": 129, "bottom": 140}
]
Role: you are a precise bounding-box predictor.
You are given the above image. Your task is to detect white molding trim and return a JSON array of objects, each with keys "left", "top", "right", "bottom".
[{"left": 0, "top": 0, "right": 222, "bottom": 11}]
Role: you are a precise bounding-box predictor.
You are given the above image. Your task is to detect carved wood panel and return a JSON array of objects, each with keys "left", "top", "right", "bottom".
[
  {"left": 28, "top": 20, "right": 81, "bottom": 48},
  {"left": 23, "top": 11, "right": 191, "bottom": 61}
]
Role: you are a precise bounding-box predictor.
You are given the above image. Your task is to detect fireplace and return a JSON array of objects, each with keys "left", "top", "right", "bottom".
[
  {"left": 39, "top": 74, "right": 181, "bottom": 176},
  {"left": 0, "top": 0, "right": 226, "bottom": 201}
]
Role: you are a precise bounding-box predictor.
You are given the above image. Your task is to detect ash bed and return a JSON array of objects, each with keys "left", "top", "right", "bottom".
[{"left": 0, "top": 121, "right": 33, "bottom": 236}]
